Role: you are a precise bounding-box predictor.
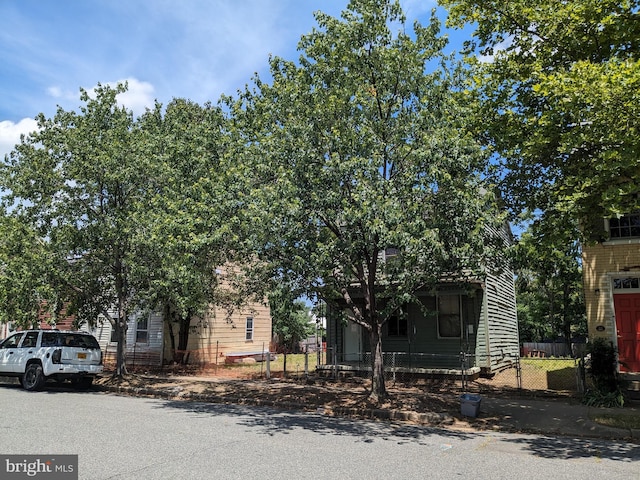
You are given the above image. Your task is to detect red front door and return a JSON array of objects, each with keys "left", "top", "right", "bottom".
[{"left": 614, "top": 294, "right": 640, "bottom": 372}]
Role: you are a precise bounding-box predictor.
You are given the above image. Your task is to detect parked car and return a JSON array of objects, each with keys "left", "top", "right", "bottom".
[{"left": 0, "top": 330, "right": 103, "bottom": 390}]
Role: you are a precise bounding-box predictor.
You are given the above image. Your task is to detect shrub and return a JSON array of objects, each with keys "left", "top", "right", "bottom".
[{"left": 582, "top": 338, "right": 624, "bottom": 407}]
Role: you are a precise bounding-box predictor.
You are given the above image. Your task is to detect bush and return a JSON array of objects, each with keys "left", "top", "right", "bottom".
[{"left": 582, "top": 338, "right": 624, "bottom": 407}]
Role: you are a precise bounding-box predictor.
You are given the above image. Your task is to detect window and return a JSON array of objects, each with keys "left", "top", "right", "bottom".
[
  {"left": 136, "top": 317, "right": 149, "bottom": 343},
  {"left": 21, "top": 331, "right": 39, "bottom": 347},
  {"left": 438, "top": 295, "right": 461, "bottom": 338},
  {"left": 387, "top": 315, "right": 408, "bottom": 337},
  {"left": 613, "top": 277, "right": 640, "bottom": 290},
  {"left": 609, "top": 214, "right": 640, "bottom": 238},
  {"left": 1, "top": 333, "right": 24, "bottom": 348},
  {"left": 42, "top": 332, "right": 59, "bottom": 347},
  {"left": 245, "top": 317, "right": 254, "bottom": 341}
]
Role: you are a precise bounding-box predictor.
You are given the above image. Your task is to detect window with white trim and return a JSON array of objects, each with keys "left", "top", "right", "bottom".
[
  {"left": 136, "top": 317, "right": 148, "bottom": 343},
  {"left": 438, "top": 295, "right": 461, "bottom": 338},
  {"left": 609, "top": 214, "right": 640, "bottom": 239},
  {"left": 245, "top": 317, "right": 254, "bottom": 341},
  {"left": 613, "top": 277, "right": 640, "bottom": 290}
]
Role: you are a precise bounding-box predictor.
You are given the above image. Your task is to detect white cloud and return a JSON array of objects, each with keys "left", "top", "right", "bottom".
[
  {"left": 106, "top": 78, "right": 156, "bottom": 117},
  {"left": 61, "top": 78, "right": 157, "bottom": 118},
  {"left": 400, "top": 0, "right": 438, "bottom": 18},
  {"left": 0, "top": 118, "right": 38, "bottom": 159}
]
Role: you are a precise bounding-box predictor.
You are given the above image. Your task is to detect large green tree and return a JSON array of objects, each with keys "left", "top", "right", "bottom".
[
  {"left": 1, "top": 84, "right": 152, "bottom": 376},
  {"left": 229, "top": 0, "right": 504, "bottom": 401},
  {"left": 440, "top": 0, "right": 640, "bottom": 231},
  {"left": 132, "top": 98, "right": 236, "bottom": 364}
]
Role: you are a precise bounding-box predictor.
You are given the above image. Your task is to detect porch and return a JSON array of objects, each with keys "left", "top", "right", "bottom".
[{"left": 317, "top": 350, "right": 483, "bottom": 382}]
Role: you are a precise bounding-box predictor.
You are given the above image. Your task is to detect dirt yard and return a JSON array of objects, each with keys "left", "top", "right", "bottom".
[{"left": 95, "top": 365, "right": 538, "bottom": 431}]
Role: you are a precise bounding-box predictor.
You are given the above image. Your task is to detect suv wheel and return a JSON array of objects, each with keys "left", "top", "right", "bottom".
[{"left": 22, "top": 363, "right": 45, "bottom": 391}]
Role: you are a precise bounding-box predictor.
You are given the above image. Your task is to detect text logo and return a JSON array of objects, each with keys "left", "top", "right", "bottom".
[{"left": 1, "top": 455, "right": 78, "bottom": 479}]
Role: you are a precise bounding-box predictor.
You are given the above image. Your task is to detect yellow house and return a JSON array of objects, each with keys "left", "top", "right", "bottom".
[
  {"left": 582, "top": 213, "right": 640, "bottom": 373},
  {"left": 93, "top": 266, "right": 272, "bottom": 367}
]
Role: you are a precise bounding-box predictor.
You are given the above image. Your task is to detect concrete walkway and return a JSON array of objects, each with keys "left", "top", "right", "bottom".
[{"left": 477, "top": 396, "right": 640, "bottom": 441}]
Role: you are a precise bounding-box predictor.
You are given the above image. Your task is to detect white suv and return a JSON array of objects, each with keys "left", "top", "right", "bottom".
[{"left": 0, "top": 330, "right": 103, "bottom": 390}]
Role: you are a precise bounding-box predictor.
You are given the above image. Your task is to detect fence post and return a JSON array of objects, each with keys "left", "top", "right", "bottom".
[
  {"left": 265, "top": 347, "right": 271, "bottom": 380},
  {"left": 304, "top": 345, "right": 309, "bottom": 376},
  {"left": 515, "top": 355, "right": 522, "bottom": 390},
  {"left": 332, "top": 346, "right": 337, "bottom": 380},
  {"left": 460, "top": 352, "right": 467, "bottom": 391},
  {"left": 392, "top": 352, "right": 396, "bottom": 383},
  {"left": 577, "top": 354, "right": 586, "bottom": 393}
]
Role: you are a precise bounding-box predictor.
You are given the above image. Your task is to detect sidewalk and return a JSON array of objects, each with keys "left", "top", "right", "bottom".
[{"left": 476, "top": 396, "right": 640, "bottom": 441}]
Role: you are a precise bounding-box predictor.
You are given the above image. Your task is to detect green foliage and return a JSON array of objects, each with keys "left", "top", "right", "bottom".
[
  {"left": 228, "top": 0, "right": 506, "bottom": 400},
  {"left": 583, "top": 337, "right": 624, "bottom": 407},
  {"left": 132, "top": 99, "right": 234, "bottom": 325},
  {"left": 268, "top": 283, "right": 314, "bottom": 352},
  {"left": 0, "top": 84, "right": 146, "bottom": 374},
  {"left": 0, "top": 215, "right": 59, "bottom": 327},
  {"left": 514, "top": 216, "right": 586, "bottom": 343},
  {"left": 582, "top": 389, "right": 625, "bottom": 408},
  {"left": 440, "top": 0, "right": 640, "bottom": 235},
  {"left": 0, "top": 85, "right": 235, "bottom": 374},
  {"left": 587, "top": 337, "right": 619, "bottom": 391}
]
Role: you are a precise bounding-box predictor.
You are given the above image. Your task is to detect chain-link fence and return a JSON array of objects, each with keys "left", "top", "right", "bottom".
[{"left": 318, "top": 348, "right": 587, "bottom": 396}]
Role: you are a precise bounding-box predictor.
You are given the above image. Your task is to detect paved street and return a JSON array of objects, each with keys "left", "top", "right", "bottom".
[{"left": 1, "top": 383, "right": 639, "bottom": 479}]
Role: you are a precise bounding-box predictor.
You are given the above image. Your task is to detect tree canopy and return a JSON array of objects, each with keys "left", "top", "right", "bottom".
[
  {"left": 440, "top": 0, "right": 640, "bottom": 233},
  {"left": 229, "top": 0, "right": 505, "bottom": 400},
  {"left": 513, "top": 216, "right": 586, "bottom": 345},
  {"left": 132, "top": 98, "right": 235, "bottom": 362},
  {"left": 0, "top": 85, "right": 235, "bottom": 375},
  {"left": 1, "top": 84, "right": 147, "bottom": 375}
]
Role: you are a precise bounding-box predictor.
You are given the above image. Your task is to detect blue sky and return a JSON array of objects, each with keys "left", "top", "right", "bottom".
[{"left": 0, "top": 0, "right": 472, "bottom": 158}]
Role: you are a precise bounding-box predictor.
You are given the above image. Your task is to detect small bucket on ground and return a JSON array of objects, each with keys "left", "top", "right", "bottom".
[{"left": 460, "top": 393, "right": 481, "bottom": 418}]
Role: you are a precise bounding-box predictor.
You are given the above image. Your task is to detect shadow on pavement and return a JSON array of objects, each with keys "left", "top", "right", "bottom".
[
  {"left": 154, "top": 399, "right": 640, "bottom": 463},
  {"left": 154, "top": 399, "right": 476, "bottom": 445},
  {"left": 508, "top": 434, "right": 640, "bottom": 462}
]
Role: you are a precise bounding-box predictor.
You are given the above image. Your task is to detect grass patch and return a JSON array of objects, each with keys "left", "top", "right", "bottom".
[
  {"left": 218, "top": 353, "right": 325, "bottom": 376},
  {"left": 591, "top": 413, "right": 640, "bottom": 430},
  {"left": 519, "top": 358, "right": 575, "bottom": 371}
]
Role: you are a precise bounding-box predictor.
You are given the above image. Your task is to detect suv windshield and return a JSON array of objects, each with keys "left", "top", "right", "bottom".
[{"left": 41, "top": 332, "right": 100, "bottom": 349}]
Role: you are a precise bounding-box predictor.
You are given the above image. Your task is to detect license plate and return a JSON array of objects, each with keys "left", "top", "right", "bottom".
[{"left": 77, "top": 352, "right": 87, "bottom": 359}]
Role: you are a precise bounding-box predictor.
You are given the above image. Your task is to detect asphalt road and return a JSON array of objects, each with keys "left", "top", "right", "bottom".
[{"left": 1, "top": 381, "right": 639, "bottom": 479}]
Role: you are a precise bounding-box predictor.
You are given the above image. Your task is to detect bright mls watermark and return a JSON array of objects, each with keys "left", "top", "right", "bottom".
[{"left": 1, "top": 455, "right": 77, "bottom": 479}]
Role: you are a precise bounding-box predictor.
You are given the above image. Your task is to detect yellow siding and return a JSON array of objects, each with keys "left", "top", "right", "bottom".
[
  {"left": 162, "top": 264, "right": 273, "bottom": 365},
  {"left": 582, "top": 239, "right": 640, "bottom": 339},
  {"left": 163, "top": 300, "right": 272, "bottom": 365}
]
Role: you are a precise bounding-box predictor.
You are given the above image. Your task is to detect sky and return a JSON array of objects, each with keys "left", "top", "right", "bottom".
[{"left": 0, "top": 0, "right": 472, "bottom": 159}]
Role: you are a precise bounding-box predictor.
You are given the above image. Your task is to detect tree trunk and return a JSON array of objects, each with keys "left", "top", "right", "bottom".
[
  {"left": 369, "top": 323, "right": 386, "bottom": 402},
  {"left": 167, "top": 320, "right": 177, "bottom": 361},
  {"left": 115, "top": 314, "right": 128, "bottom": 377},
  {"left": 283, "top": 351, "right": 287, "bottom": 378},
  {"left": 177, "top": 314, "right": 191, "bottom": 365}
]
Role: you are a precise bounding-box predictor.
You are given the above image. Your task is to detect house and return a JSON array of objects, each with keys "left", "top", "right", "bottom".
[
  {"left": 0, "top": 273, "right": 272, "bottom": 368},
  {"left": 582, "top": 212, "right": 640, "bottom": 373},
  {"left": 322, "top": 231, "right": 519, "bottom": 379},
  {"left": 92, "top": 301, "right": 271, "bottom": 368}
]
